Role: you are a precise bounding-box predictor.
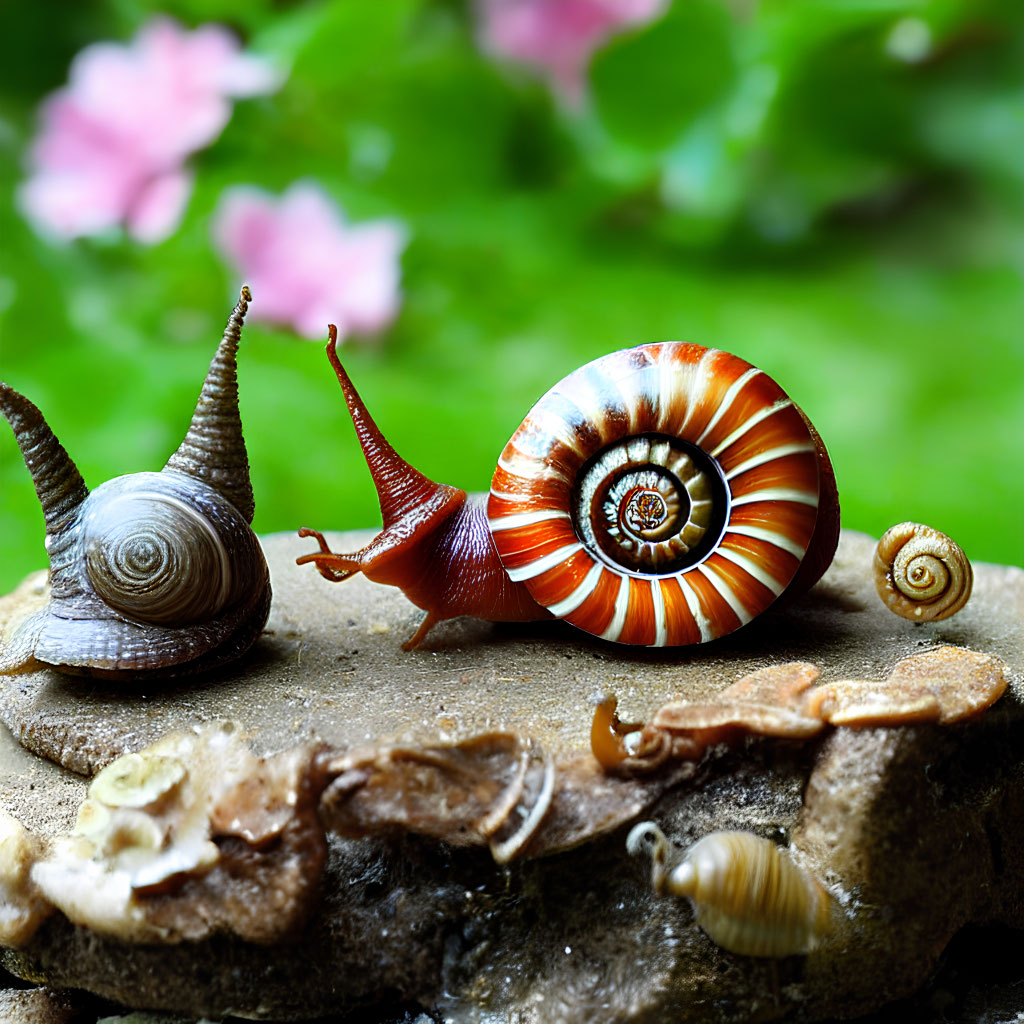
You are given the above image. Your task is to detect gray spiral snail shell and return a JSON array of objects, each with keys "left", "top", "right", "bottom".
[
  {"left": 873, "top": 522, "right": 972, "bottom": 622},
  {"left": 0, "top": 288, "right": 271, "bottom": 679},
  {"left": 627, "top": 822, "right": 831, "bottom": 958}
]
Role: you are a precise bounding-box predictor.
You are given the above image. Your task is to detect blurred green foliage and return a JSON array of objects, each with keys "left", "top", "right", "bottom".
[{"left": 1, "top": 0, "right": 1022, "bottom": 596}]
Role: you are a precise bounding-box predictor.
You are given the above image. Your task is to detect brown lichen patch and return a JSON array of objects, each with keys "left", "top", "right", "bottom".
[
  {"left": 28, "top": 724, "right": 330, "bottom": 945},
  {"left": 652, "top": 662, "right": 825, "bottom": 738},
  {"left": 806, "top": 646, "right": 1007, "bottom": 727},
  {"left": 591, "top": 663, "right": 827, "bottom": 772},
  {"left": 597, "top": 647, "right": 1009, "bottom": 774},
  {"left": 322, "top": 733, "right": 528, "bottom": 847},
  {"left": 322, "top": 734, "right": 558, "bottom": 863},
  {"left": 321, "top": 732, "right": 675, "bottom": 862}
]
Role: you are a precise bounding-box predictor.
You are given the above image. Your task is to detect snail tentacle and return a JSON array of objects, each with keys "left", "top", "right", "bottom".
[
  {"left": 165, "top": 286, "right": 255, "bottom": 523},
  {"left": 0, "top": 384, "right": 89, "bottom": 600},
  {"left": 297, "top": 329, "right": 549, "bottom": 648}
]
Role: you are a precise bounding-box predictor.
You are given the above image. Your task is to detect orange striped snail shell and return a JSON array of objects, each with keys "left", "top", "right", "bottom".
[
  {"left": 299, "top": 340, "right": 839, "bottom": 648},
  {"left": 627, "top": 822, "right": 832, "bottom": 958},
  {"left": 488, "top": 343, "right": 839, "bottom": 646}
]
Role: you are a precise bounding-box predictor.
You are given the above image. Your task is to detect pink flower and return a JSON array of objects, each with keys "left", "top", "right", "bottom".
[
  {"left": 20, "top": 17, "right": 283, "bottom": 243},
  {"left": 477, "top": 0, "right": 667, "bottom": 106},
  {"left": 212, "top": 183, "right": 407, "bottom": 342}
]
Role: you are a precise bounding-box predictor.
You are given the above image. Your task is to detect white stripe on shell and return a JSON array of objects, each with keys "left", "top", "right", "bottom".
[
  {"left": 504, "top": 543, "right": 582, "bottom": 582},
  {"left": 676, "top": 575, "right": 713, "bottom": 643},
  {"left": 724, "top": 441, "right": 816, "bottom": 481},
  {"left": 710, "top": 398, "right": 792, "bottom": 458},
  {"left": 696, "top": 563, "right": 753, "bottom": 626},
  {"left": 488, "top": 509, "right": 571, "bottom": 532},
  {"left": 651, "top": 578, "right": 667, "bottom": 646},
  {"left": 531, "top": 406, "right": 587, "bottom": 456},
  {"left": 678, "top": 348, "right": 718, "bottom": 436},
  {"left": 714, "top": 546, "right": 785, "bottom": 595},
  {"left": 695, "top": 367, "right": 762, "bottom": 446},
  {"left": 546, "top": 561, "right": 604, "bottom": 618},
  {"left": 600, "top": 573, "right": 631, "bottom": 642},
  {"left": 730, "top": 488, "right": 818, "bottom": 507},
  {"left": 726, "top": 524, "right": 808, "bottom": 559},
  {"left": 497, "top": 453, "right": 569, "bottom": 486}
]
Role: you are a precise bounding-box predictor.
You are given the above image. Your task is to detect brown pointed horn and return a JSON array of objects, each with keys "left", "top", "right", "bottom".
[
  {"left": 324, "top": 324, "right": 461, "bottom": 529},
  {"left": 164, "top": 286, "right": 255, "bottom": 523},
  {"left": 0, "top": 382, "right": 89, "bottom": 535}
]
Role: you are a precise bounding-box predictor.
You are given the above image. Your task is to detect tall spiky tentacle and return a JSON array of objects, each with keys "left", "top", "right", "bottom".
[
  {"left": 0, "top": 383, "right": 89, "bottom": 599},
  {"left": 165, "top": 285, "right": 255, "bottom": 523},
  {"left": 298, "top": 326, "right": 546, "bottom": 648}
]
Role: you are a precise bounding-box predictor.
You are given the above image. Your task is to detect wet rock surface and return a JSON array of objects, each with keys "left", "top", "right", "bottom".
[{"left": 0, "top": 529, "right": 1021, "bottom": 1022}]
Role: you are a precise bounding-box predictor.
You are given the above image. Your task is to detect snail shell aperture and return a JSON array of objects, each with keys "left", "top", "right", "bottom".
[
  {"left": 299, "top": 336, "right": 840, "bottom": 649},
  {"left": 873, "top": 522, "right": 972, "bottom": 622},
  {"left": 0, "top": 288, "right": 271, "bottom": 678}
]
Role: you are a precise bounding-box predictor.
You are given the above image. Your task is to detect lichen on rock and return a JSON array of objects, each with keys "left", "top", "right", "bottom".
[
  {"left": 0, "top": 810, "right": 51, "bottom": 947},
  {"left": 24, "top": 723, "right": 330, "bottom": 945}
]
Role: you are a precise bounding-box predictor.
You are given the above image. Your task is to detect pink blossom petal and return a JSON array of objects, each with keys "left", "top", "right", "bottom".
[
  {"left": 19, "top": 172, "right": 122, "bottom": 240},
  {"left": 477, "top": 0, "right": 667, "bottom": 106},
  {"left": 127, "top": 167, "right": 194, "bottom": 243},
  {"left": 211, "top": 182, "right": 407, "bottom": 342},
  {"left": 20, "top": 16, "right": 284, "bottom": 245}
]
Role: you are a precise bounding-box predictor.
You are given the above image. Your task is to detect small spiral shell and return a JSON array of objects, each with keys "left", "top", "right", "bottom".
[
  {"left": 873, "top": 522, "right": 972, "bottom": 622},
  {"left": 628, "top": 823, "right": 830, "bottom": 958},
  {"left": 488, "top": 343, "right": 838, "bottom": 646},
  {"left": 83, "top": 489, "right": 232, "bottom": 626}
]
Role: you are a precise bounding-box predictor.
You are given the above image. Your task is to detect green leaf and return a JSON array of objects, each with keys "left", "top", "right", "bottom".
[{"left": 591, "top": 0, "right": 736, "bottom": 150}]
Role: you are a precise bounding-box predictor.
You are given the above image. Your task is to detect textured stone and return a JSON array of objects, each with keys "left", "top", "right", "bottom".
[
  {"left": 0, "top": 529, "right": 1021, "bottom": 1022},
  {"left": 0, "top": 986, "right": 76, "bottom": 1024}
]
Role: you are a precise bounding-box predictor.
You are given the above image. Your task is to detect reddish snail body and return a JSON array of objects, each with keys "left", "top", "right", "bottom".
[{"left": 299, "top": 330, "right": 839, "bottom": 649}]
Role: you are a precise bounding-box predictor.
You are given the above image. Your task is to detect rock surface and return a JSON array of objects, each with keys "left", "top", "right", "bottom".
[{"left": 0, "top": 529, "right": 1021, "bottom": 1022}]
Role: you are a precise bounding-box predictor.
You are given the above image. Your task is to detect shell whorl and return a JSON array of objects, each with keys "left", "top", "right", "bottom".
[
  {"left": 82, "top": 490, "right": 232, "bottom": 626},
  {"left": 873, "top": 522, "right": 972, "bottom": 621},
  {"left": 628, "top": 823, "right": 830, "bottom": 958},
  {"left": 164, "top": 286, "right": 255, "bottom": 523},
  {"left": 487, "top": 343, "right": 833, "bottom": 646}
]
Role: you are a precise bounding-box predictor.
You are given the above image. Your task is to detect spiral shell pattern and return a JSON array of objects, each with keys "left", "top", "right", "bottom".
[
  {"left": 873, "top": 522, "right": 972, "bottom": 621},
  {"left": 83, "top": 491, "right": 231, "bottom": 626},
  {"left": 487, "top": 344, "right": 823, "bottom": 645}
]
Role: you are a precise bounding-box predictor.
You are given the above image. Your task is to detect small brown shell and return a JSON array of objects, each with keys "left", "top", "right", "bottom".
[
  {"left": 873, "top": 522, "right": 972, "bottom": 622},
  {"left": 628, "top": 823, "right": 831, "bottom": 958}
]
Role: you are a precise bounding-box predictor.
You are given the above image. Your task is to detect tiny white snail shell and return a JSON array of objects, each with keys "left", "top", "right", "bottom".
[
  {"left": 627, "top": 822, "right": 831, "bottom": 958},
  {"left": 873, "top": 522, "right": 973, "bottom": 622}
]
